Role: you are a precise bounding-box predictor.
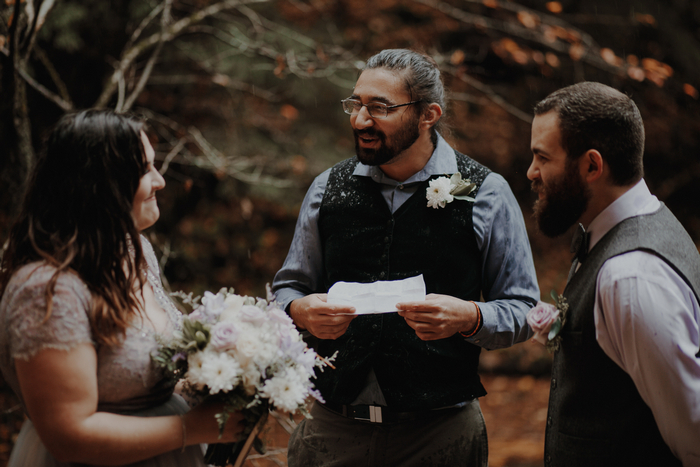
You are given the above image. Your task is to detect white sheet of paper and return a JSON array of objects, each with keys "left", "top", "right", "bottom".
[{"left": 326, "top": 274, "right": 426, "bottom": 315}]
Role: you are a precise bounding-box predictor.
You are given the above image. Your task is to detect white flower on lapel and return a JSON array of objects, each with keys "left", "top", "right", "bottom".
[{"left": 426, "top": 173, "right": 477, "bottom": 209}]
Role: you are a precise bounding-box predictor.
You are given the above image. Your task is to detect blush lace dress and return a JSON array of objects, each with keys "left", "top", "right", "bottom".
[{"left": 0, "top": 236, "right": 207, "bottom": 467}]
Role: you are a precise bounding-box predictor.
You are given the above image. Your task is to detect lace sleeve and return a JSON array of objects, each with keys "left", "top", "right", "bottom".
[{"left": 3, "top": 264, "right": 94, "bottom": 361}]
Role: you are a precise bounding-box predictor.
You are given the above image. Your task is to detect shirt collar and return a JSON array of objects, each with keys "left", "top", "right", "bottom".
[
  {"left": 352, "top": 133, "right": 457, "bottom": 185},
  {"left": 587, "top": 179, "right": 661, "bottom": 250}
]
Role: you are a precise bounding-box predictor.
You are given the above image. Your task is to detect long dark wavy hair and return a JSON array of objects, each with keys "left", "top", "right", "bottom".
[{"left": 0, "top": 109, "right": 149, "bottom": 346}]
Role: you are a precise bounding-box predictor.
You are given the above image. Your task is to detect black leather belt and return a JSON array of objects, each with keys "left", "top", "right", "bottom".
[{"left": 319, "top": 401, "right": 467, "bottom": 424}]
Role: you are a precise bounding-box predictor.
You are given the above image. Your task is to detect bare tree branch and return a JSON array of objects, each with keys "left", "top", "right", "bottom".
[
  {"left": 138, "top": 108, "right": 293, "bottom": 188},
  {"left": 159, "top": 139, "right": 186, "bottom": 175},
  {"left": 126, "top": 2, "right": 165, "bottom": 50},
  {"left": 19, "top": 0, "right": 42, "bottom": 54},
  {"left": 93, "top": 0, "right": 270, "bottom": 109},
  {"left": 445, "top": 65, "right": 533, "bottom": 123},
  {"left": 16, "top": 64, "right": 72, "bottom": 111},
  {"left": 120, "top": 0, "right": 174, "bottom": 112},
  {"left": 32, "top": 45, "right": 73, "bottom": 108}
]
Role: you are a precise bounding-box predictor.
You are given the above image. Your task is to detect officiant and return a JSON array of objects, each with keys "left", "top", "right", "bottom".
[{"left": 271, "top": 48, "right": 539, "bottom": 466}]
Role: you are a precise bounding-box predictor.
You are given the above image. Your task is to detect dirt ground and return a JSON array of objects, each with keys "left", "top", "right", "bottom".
[{"left": 0, "top": 374, "right": 549, "bottom": 467}]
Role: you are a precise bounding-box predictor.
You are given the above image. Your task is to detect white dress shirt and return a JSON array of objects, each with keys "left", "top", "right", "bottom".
[{"left": 587, "top": 179, "right": 700, "bottom": 466}]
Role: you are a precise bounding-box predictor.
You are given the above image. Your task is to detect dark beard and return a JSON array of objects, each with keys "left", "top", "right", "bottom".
[
  {"left": 532, "top": 160, "right": 591, "bottom": 238},
  {"left": 354, "top": 117, "right": 420, "bottom": 166}
]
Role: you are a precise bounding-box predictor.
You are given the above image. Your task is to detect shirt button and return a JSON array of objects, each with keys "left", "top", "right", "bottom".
[
  {"left": 379, "top": 271, "right": 386, "bottom": 278},
  {"left": 384, "top": 237, "right": 390, "bottom": 243},
  {"left": 547, "top": 416, "right": 552, "bottom": 427},
  {"left": 398, "top": 184, "right": 404, "bottom": 190},
  {"left": 545, "top": 455, "right": 551, "bottom": 465},
  {"left": 551, "top": 378, "right": 557, "bottom": 390},
  {"left": 372, "top": 324, "right": 379, "bottom": 330}
]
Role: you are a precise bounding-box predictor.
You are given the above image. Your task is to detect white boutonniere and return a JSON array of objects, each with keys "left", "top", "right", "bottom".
[
  {"left": 526, "top": 290, "right": 569, "bottom": 353},
  {"left": 426, "top": 173, "right": 477, "bottom": 209}
]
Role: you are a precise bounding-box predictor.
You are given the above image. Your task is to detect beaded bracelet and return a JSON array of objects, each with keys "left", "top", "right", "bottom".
[{"left": 459, "top": 301, "right": 482, "bottom": 338}]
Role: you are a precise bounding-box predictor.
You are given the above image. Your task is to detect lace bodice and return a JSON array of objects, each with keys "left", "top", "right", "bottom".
[{"left": 0, "top": 236, "right": 183, "bottom": 414}]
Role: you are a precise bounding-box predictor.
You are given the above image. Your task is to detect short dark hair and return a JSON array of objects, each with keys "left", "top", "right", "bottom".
[
  {"left": 0, "top": 109, "right": 149, "bottom": 345},
  {"left": 534, "top": 81, "right": 645, "bottom": 186},
  {"left": 363, "top": 49, "right": 446, "bottom": 144}
]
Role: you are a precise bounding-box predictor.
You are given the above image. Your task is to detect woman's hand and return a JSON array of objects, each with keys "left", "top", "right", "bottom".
[{"left": 182, "top": 399, "right": 246, "bottom": 445}]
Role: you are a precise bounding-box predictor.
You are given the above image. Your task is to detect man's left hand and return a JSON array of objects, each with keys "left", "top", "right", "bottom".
[{"left": 397, "top": 294, "right": 479, "bottom": 341}]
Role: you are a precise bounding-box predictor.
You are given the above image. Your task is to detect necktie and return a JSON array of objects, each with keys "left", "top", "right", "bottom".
[
  {"left": 567, "top": 223, "right": 590, "bottom": 281},
  {"left": 570, "top": 223, "right": 589, "bottom": 264}
]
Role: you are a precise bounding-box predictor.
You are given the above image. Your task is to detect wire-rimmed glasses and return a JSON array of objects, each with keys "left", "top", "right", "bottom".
[{"left": 341, "top": 98, "right": 421, "bottom": 119}]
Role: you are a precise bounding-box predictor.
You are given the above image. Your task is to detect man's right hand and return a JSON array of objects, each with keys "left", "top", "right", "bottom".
[{"left": 289, "top": 294, "right": 356, "bottom": 340}]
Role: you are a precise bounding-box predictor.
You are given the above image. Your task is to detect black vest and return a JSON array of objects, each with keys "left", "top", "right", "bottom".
[
  {"left": 545, "top": 205, "right": 700, "bottom": 467},
  {"left": 315, "top": 151, "right": 491, "bottom": 411}
]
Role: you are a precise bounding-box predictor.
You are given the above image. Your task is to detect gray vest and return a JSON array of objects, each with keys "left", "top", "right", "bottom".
[{"left": 545, "top": 205, "right": 700, "bottom": 466}]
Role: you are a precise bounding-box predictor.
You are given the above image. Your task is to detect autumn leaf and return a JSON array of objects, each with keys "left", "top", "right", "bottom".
[
  {"left": 683, "top": 84, "right": 699, "bottom": 99},
  {"left": 569, "top": 43, "right": 585, "bottom": 61},
  {"left": 546, "top": 2, "right": 563, "bottom": 14},
  {"left": 627, "top": 66, "right": 645, "bottom": 82},
  {"left": 600, "top": 48, "right": 622, "bottom": 67},
  {"left": 212, "top": 74, "right": 230, "bottom": 87},
  {"left": 545, "top": 52, "right": 560, "bottom": 68},
  {"left": 289, "top": 155, "right": 307, "bottom": 175},
  {"left": 274, "top": 55, "right": 286, "bottom": 78},
  {"left": 635, "top": 13, "right": 657, "bottom": 27},
  {"left": 451, "top": 50, "right": 466, "bottom": 65},
  {"left": 280, "top": 105, "right": 299, "bottom": 121},
  {"left": 517, "top": 11, "right": 539, "bottom": 29}
]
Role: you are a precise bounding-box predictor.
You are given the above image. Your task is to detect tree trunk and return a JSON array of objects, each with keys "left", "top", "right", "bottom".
[{"left": 0, "top": 56, "right": 28, "bottom": 223}]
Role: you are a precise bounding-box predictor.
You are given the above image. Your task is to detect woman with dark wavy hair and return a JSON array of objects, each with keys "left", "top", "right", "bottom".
[{"left": 0, "top": 109, "right": 243, "bottom": 466}]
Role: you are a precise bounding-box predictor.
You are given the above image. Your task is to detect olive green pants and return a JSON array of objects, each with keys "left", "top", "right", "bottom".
[{"left": 288, "top": 399, "right": 488, "bottom": 467}]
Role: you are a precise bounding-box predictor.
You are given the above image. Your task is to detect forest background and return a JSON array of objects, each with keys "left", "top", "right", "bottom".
[{"left": 1, "top": 0, "right": 699, "bottom": 465}]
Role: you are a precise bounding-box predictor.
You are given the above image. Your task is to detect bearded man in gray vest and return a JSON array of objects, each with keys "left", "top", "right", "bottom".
[
  {"left": 272, "top": 48, "right": 539, "bottom": 466},
  {"left": 528, "top": 81, "right": 700, "bottom": 466}
]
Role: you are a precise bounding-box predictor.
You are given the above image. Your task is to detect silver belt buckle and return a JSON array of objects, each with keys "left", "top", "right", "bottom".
[{"left": 369, "top": 405, "right": 383, "bottom": 423}]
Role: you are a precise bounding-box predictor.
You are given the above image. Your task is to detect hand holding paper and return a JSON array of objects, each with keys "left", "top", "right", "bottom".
[
  {"left": 397, "top": 294, "right": 480, "bottom": 341},
  {"left": 288, "top": 294, "right": 356, "bottom": 340},
  {"left": 326, "top": 275, "right": 426, "bottom": 315}
]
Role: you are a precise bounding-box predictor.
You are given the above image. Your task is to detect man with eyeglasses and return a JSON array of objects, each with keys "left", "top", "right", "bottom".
[{"left": 272, "top": 48, "right": 539, "bottom": 466}]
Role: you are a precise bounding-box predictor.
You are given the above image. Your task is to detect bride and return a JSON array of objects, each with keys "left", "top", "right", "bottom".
[{"left": 0, "top": 109, "right": 243, "bottom": 466}]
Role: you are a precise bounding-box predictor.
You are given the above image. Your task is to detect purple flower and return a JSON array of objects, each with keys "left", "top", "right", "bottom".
[
  {"left": 171, "top": 352, "right": 187, "bottom": 362},
  {"left": 209, "top": 321, "right": 239, "bottom": 351}
]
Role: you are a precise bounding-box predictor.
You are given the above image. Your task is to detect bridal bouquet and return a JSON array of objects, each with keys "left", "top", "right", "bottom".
[{"left": 153, "top": 287, "right": 330, "bottom": 466}]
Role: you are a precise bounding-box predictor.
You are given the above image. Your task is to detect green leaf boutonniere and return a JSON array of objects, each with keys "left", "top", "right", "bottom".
[{"left": 426, "top": 173, "right": 477, "bottom": 209}]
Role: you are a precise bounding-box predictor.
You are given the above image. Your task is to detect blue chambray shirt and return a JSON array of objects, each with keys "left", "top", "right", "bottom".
[{"left": 272, "top": 134, "right": 538, "bottom": 351}]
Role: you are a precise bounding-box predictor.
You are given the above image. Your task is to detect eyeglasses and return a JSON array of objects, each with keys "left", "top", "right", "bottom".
[{"left": 341, "top": 98, "right": 421, "bottom": 119}]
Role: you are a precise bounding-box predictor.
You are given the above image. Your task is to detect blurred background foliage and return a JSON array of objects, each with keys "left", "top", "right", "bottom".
[{"left": 1, "top": 0, "right": 700, "bottom": 391}]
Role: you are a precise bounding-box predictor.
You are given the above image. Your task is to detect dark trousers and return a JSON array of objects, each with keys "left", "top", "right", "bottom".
[{"left": 288, "top": 400, "right": 488, "bottom": 467}]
